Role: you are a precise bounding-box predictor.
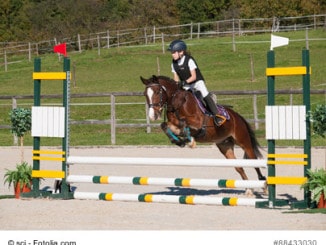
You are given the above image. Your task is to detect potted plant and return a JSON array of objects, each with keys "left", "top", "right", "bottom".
[
  {"left": 5, "top": 108, "right": 33, "bottom": 198},
  {"left": 309, "top": 104, "right": 326, "bottom": 138},
  {"left": 300, "top": 105, "right": 326, "bottom": 208},
  {"left": 4, "top": 162, "right": 32, "bottom": 198},
  {"left": 301, "top": 168, "right": 326, "bottom": 208},
  {"left": 9, "top": 107, "right": 31, "bottom": 162}
]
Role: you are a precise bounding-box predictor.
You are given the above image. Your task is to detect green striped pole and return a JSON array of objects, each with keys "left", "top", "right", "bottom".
[
  {"left": 74, "top": 192, "right": 267, "bottom": 206},
  {"left": 302, "top": 49, "right": 311, "bottom": 208},
  {"left": 31, "top": 58, "right": 41, "bottom": 196},
  {"left": 67, "top": 175, "right": 266, "bottom": 189},
  {"left": 266, "top": 50, "right": 276, "bottom": 208},
  {"left": 61, "top": 57, "right": 71, "bottom": 199}
]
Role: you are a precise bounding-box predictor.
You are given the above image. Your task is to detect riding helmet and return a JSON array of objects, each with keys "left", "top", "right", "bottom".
[{"left": 167, "top": 40, "right": 187, "bottom": 52}]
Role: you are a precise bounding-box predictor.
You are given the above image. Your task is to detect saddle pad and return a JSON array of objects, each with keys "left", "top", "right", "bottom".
[
  {"left": 194, "top": 94, "right": 230, "bottom": 120},
  {"left": 216, "top": 105, "right": 230, "bottom": 120}
]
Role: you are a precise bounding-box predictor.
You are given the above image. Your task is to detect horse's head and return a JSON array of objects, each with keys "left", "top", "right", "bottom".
[{"left": 141, "top": 75, "right": 175, "bottom": 121}]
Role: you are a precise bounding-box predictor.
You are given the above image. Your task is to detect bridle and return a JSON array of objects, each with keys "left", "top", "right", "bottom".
[{"left": 146, "top": 83, "right": 167, "bottom": 109}]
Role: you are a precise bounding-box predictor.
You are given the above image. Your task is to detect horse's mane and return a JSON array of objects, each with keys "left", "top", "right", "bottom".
[{"left": 151, "top": 75, "right": 176, "bottom": 85}]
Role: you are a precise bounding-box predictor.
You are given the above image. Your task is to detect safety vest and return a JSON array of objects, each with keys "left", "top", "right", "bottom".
[{"left": 172, "top": 55, "right": 204, "bottom": 82}]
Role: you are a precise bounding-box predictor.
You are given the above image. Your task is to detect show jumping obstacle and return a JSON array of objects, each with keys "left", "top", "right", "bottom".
[{"left": 24, "top": 41, "right": 312, "bottom": 209}]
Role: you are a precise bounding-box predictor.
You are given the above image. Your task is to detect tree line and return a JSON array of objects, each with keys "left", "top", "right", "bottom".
[{"left": 1, "top": 0, "right": 325, "bottom": 42}]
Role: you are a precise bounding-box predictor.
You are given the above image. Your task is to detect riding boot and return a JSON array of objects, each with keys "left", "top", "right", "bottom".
[{"left": 204, "top": 95, "right": 226, "bottom": 126}]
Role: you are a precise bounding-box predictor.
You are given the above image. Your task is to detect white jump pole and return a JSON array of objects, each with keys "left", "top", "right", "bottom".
[
  {"left": 73, "top": 191, "right": 268, "bottom": 206},
  {"left": 67, "top": 156, "right": 267, "bottom": 168},
  {"left": 67, "top": 175, "right": 266, "bottom": 189}
]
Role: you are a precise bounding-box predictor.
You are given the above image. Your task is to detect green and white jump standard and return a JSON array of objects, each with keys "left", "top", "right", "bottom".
[{"left": 256, "top": 46, "right": 312, "bottom": 209}]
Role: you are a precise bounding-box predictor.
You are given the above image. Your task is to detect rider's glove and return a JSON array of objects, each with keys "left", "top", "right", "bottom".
[{"left": 179, "top": 80, "right": 186, "bottom": 89}]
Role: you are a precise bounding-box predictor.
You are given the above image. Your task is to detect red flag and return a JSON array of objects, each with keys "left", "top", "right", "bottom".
[{"left": 53, "top": 43, "right": 67, "bottom": 57}]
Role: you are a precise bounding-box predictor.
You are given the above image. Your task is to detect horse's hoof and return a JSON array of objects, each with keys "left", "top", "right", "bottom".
[
  {"left": 188, "top": 137, "right": 196, "bottom": 148},
  {"left": 263, "top": 181, "right": 268, "bottom": 195},
  {"left": 176, "top": 141, "right": 186, "bottom": 147},
  {"left": 259, "top": 176, "right": 266, "bottom": 181},
  {"left": 245, "top": 188, "right": 254, "bottom": 196}
]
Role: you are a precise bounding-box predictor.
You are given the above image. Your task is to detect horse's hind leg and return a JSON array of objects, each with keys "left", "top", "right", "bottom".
[
  {"left": 217, "top": 141, "right": 249, "bottom": 180},
  {"left": 254, "top": 168, "right": 266, "bottom": 180},
  {"left": 243, "top": 149, "right": 267, "bottom": 194},
  {"left": 216, "top": 142, "right": 254, "bottom": 196},
  {"left": 242, "top": 147, "right": 266, "bottom": 180}
]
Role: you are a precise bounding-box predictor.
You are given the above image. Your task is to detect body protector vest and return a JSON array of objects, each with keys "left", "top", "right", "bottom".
[{"left": 172, "top": 55, "right": 204, "bottom": 83}]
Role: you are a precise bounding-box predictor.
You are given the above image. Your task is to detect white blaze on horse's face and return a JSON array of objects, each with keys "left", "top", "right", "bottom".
[{"left": 146, "top": 87, "right": 161, "bottom": 121}]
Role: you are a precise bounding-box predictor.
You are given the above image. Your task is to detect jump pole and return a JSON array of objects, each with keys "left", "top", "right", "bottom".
[
  {"left": 67, "top": 156, "right": 267, "bottom": 168},
  {"left": 73, "top": 192, "right": 268, "bottom": 206},
  {"left": 67, "top": 175, "right": 266, "bottom": 189}
]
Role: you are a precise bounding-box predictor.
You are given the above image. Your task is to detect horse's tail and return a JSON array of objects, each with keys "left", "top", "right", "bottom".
[{"left": 237, "top": 113, "right": 263, "bottom": 159}]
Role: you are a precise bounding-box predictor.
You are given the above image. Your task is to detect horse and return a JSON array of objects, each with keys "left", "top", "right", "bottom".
[{"left": 140, "top": 75, "right": 266, "bottom": 195}]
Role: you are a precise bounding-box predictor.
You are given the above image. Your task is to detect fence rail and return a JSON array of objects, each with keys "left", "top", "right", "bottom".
[
  {"left": 1, "top": 89, "right": 325, "bottom": 144},
  {"left": 1, "top": 14, "right": 326, "bottom": 71}
]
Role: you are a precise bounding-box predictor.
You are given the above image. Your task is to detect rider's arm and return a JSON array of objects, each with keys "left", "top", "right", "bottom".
[
  {"left": 171, "top": 63, "right": 180, "bottom": 83},
  {"left": 186, "top": 69, "right": 196, "bottom": 83},
  {"left": 185, "top": 58, "right": 197, "bottom": 84}
]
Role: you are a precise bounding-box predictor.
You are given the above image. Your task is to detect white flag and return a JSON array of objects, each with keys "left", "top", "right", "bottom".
[{"left": 270, "top": 34, "right": 289, "bottom": 50}]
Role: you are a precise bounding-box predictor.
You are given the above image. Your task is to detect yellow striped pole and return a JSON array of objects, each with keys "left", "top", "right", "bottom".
[{"left": 74, "top": 192, "right": 268, "bottom": 206}]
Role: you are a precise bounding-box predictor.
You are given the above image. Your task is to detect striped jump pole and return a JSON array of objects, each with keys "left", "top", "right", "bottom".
[
  {"left": 67, "top": 156, "right": 267, "bottom": 168},
  {"left": 67, "top": 175, "right": 266, "bottom": 189},
  {"left": 74, "top": 192, "right": 268, "bottom": 206}
]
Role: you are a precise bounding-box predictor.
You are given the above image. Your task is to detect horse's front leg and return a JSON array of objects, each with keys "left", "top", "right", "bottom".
[
  {"left": 160, "top": 122, "right": 196, "bottom": 148},
  {"left": 180, "top": 126, "right": 196, "bottom": 148},
  {"left": 160, "top": 122, "right": 186, "bottom": 147}
]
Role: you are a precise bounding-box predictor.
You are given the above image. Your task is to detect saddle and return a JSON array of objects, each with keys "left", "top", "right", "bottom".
[{"left": 192, "top": 91, "right": 230, "bottom": 120}]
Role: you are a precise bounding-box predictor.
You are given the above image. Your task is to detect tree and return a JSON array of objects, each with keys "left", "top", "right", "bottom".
[
  {"left": 0, "top": 0, "right": 325, "bottom": 42},
  {"left": 10, "top": 108, "right": 31, "bottom": 162},
  {"left": 0, "top": 0, "right": 27, "bottom": 41},
  {"left": 129, "top": 0, "right": 178, "bottom": 28},
  {"left": 238, "top": 0, "right": 326, "bottom": 19},
  {"left": 24, "top": 0, "right": 105, "bottom": 40},
  {"left": 176, "top": 0, "right": 232, "bottom": 24},
  {"left": 100, "top": 0, "right": 132, "bottom": 29}
]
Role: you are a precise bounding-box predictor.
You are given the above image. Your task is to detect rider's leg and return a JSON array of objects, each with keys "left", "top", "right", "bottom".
[
  {"left": 194, "top": 81, "right": 226, "bottom": 126},
  {"left": 204, "top": 95, "right": 226, "bottom": 126}
]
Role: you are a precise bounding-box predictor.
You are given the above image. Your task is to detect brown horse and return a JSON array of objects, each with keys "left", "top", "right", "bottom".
[{"left": 141, "top": 75, "right": 266, "bottom": 195}]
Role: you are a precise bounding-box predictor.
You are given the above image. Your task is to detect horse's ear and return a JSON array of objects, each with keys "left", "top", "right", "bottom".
[
  {"left": 152, "top": 75, "right": 158, "bottom": 81},
  {"left": 140, "top": 76, "right": 148, "bottom": 85}
]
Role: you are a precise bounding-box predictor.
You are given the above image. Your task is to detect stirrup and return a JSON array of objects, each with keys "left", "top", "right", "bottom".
[{"left": 214, "top": 115, "right": 226, "bottom": 126}]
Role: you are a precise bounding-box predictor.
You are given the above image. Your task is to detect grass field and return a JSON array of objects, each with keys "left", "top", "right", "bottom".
[{"left": 1, "top": 30, "right": 325, "bottom": 147}]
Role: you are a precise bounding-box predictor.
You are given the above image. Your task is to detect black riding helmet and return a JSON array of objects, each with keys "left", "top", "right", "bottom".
[{"left": 167, "top": 40, "right": 187, "bottom": 52}]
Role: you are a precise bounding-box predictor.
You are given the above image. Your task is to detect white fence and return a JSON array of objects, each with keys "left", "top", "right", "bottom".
[
  {"left": 1, "top": 15, "right": 326, "bottom": 71},
  {"left": 1, "top": 89, "right": 325, "bottom": 145}
]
